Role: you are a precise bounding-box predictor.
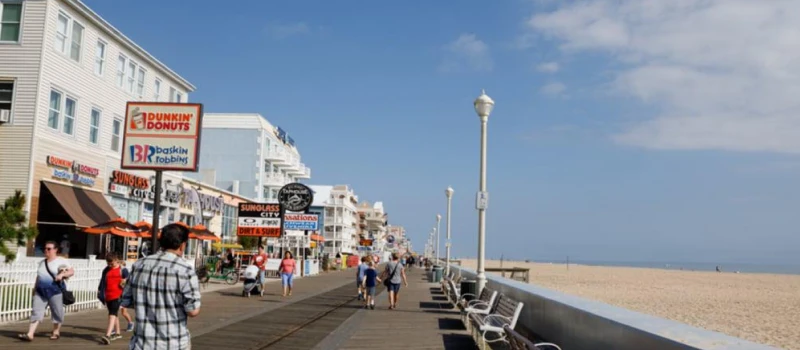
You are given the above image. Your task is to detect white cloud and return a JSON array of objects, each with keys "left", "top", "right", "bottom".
[
  {"left": 540, "top": 81, "right": 566, "bottom": 96},
  {"left": 264, "top": 21, "right": 312, "bottom": 39},
  {"left": 440, "top": 34, "right": 493, "bottom": 72},
  {"left": 537, "top": 61, "right": 560, "bottom": 73},
  {"left": 527, "top": 0, "right": 800, "bottom": 154}
]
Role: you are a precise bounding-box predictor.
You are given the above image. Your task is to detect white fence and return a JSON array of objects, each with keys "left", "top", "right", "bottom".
[{"left": 0, "top": 258, "right": 106, "bottom": 324}]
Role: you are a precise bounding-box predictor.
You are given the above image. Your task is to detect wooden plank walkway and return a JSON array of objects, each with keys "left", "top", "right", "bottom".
[
  {"left": 320, "top": 267, "right": 477, "bottom": 350},
  {"left": 0, "top": 266, "right": 478, "bottom": 349}
]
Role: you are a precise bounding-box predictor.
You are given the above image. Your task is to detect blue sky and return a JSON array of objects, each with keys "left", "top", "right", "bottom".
[{"left": 84, "top": 0, "right": 800, "bottom": 265}]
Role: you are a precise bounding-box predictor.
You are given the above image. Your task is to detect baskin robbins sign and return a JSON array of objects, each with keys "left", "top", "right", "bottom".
[{"left": 121, "top": 102, "right": 203, "bottom": 171}]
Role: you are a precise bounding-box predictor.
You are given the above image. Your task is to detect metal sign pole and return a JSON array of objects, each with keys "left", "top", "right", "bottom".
[{"left": 150, "top": 170, "right": 163, "bottom": 253}]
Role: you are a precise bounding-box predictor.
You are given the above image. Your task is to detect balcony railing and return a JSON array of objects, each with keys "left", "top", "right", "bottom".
[
  {"left": 264, "top": 173, "right": 289, "bottom": 187},
  {"left": 265, "top": 145, "right": 286, "bottom": 163}
]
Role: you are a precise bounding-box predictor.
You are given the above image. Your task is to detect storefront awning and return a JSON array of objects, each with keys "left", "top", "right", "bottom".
[{"left": 40, "top": 181, "right": 117, "bottom": 227}]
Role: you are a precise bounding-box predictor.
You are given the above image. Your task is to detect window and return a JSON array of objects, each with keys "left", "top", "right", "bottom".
[
  {"left": 0, "top": 81, "right": 13, "bottom": 112},
  {"left": 0, "top": 3, "right": 22, "bottom": 42},
  {"left": 63, "top": 97, "right": 75, "bottom": 135},
  {"left": 169, "top": 87, "right": 176, "bottom": 102},
  {"left": 126, "top": 61, "right": 135, "bottom": 92},
  {"left": 69, "top": 21, "right": 83, "bottom": 61},
  {"left": 136, "top": 67, "right": 145, "bottom": 99},
  {"left": 89, "top": 108, "right": 100, "bottom": 144},
  {"left": 54, "top": 12, "right": 83, "bottom": 62},
  {"left": 153, "top": 79, "right": 161, "bottom": 101},
  {"left": 48, "top": 90, "right": 60, "bottom": 129},
  {"left": 47, "top": 89, "right": 75, "bottom": 135},
  {"left": 94, "top": 40, "right": 106, "bottom": 75},
  {"left": 54, "top": 13, "right": 68, "bottom": 53},
  {"left": 116, "top": 55, "right": 125, "bottom": 87},
  {"left": 111, "top": 117, "right": 121, "bottom": 151}
]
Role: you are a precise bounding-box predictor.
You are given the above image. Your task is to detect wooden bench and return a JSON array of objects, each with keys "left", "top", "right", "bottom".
[
  {"left": 504, "top": 325, "right": 561, "bottom": 350},
  {"left": 484, "top": 267, "right": 531, "bottom": 283},
  {"left": 461, "top": 287, "right": 498, "bottom": 331},
  {"left": 469, "top": 294, "right": 524, "bottom": 350}
]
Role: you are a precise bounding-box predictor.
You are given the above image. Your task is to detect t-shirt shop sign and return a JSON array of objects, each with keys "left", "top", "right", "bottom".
[{"left": 237, "top": 203, "right": 282, "bottom": 238}]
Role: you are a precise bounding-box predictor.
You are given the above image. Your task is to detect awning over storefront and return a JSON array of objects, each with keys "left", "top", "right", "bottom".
[
  {"left": 39, "top": 181, "right": 117, "bottom": 228},
  {"left": 310, "top": 234, "right": 325, "bottom": 242}
]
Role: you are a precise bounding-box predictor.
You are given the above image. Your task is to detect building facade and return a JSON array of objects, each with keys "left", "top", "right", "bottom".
[
  {"left": 309, "top": 185, "right": 360, "bottom": 256},
  {"left": 0, "top": 0, "right": 223, "bottom": 258},
  {"left": 357, "top": 201, "right": 389, "bottom": 253},
  {"left": 185, "top": 113, "right": 311, "bottom": 203}
]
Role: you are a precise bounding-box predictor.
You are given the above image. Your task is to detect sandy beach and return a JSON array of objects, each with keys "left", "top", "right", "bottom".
[{"left": 458, "top": 259, "right": 800, "bottom": 349}]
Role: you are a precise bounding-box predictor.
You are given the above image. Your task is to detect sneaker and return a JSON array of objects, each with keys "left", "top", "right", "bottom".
[
  {"left": 101, "top": 335, "right": 112, "bottom": 345},
  {"left": 111, "top": 334, "right": 123, "bottom": 341},
  {"left": 370, "top": 304, "right": 375, "bottom": 310},
  {"left": 125, "top": 323, "right": 135, "bottom": 332}
]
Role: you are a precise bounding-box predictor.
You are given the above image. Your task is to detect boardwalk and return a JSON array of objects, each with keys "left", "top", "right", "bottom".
[{"left": 0, "top": 266, "right": 476, "bottom": 349}]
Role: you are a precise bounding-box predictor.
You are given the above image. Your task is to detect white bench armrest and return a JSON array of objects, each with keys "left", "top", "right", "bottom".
[
  {"left": 482, "top": 314, "right": 512, "bottom": 327},
  {"left": 534, "top": 343, "right": 562, "bottom": 350}
]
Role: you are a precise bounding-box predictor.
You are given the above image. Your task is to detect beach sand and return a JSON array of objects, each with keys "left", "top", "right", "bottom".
[{"left": 458, "top": 259, "right": 800, "bottom": 349}]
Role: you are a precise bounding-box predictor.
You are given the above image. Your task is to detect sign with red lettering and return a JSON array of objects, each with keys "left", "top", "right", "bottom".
[
  {"left": 237, "top": 203, "right": 283, "bottom": 238},
  {"left": 121, "top": 102, "right": 203, "bottom": 171}
]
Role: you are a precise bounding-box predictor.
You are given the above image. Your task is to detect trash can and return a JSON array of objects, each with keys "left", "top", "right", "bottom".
[
  {"left": 432, "top": 266, "right": 444, "bottom": 283},
  {"left": 460, "top": 279, "right": 477, "bottom": 302}
]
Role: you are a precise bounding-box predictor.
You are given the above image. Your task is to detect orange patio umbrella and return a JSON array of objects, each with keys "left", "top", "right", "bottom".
[
  {"left": 83, "top": 217, "right": 144, "bottom": 239},
  {"left": 190, "top": 224, "right": 221, "bottom": 242}
]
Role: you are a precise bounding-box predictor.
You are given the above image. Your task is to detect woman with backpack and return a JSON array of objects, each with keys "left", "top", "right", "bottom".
[
  {"left": 18, "top": 241, "right": 75, "bottom": 341},
  {"left": 381, "top": 253, "right": 408, "bottom": 310}
]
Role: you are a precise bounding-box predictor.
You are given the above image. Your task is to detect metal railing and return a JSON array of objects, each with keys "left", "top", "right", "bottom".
[{"left": 0, "top": 258, "right": 107, "bottom": 324}]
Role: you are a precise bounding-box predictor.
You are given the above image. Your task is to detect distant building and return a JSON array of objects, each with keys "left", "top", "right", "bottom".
[
  {"left": 309, "top": 185, "right": 360, "bottom": 256},
  {"left": 357, "top": 201, "right": 388, "bottom": 253},
  {"left": 184, "top": 113, "right": 311, "bottom": 202}
]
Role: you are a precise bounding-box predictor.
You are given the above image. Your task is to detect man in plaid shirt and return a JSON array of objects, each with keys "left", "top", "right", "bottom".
[{"left": 121, "top": 223, "right": 201, "bottom": 349}]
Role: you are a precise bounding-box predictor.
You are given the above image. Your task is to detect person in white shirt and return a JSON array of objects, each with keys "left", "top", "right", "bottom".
[{"left": 18, "top": 241, "right": 74, "bottom": 341}]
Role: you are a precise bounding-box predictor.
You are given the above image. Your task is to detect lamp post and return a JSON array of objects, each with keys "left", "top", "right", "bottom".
[
  {"left": 445, "top": 186, "right": 453, "bottom": 276},
  {"left": 474, "top": 89, "right": 494, "bottom": 294},
  {"left": 436, "top": 214, "right": 441, "bottom": 264}
]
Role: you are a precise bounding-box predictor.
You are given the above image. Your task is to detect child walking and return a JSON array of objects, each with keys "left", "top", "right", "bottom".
[
  {"left": 98, "top": 253, "right": 129, "bottom": 344},
  {"left": 361, "top": 261, "right": 381, "bottom": 309},
  {"left": 117, "top": 260, "right": 134, "bottom": 332}
]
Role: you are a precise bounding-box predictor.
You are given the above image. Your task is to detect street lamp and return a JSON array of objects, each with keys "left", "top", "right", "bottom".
[
  {"left": 436, "top": 214, "right": 441, "bottom": 264},
  {"left": 445, "top": 186, "right": 454, "bottom": 276},
  {"left": 474, "top": 89, "right": 494, "bottom": 294}
]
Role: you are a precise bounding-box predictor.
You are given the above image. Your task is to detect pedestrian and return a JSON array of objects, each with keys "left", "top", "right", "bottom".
[
  {"left": 253, "top": 246, "right": 269, "bottom": 294},
  {"left": 356, "top": 256, "right": 369, "bottom": 300},
  {"left": 98, "top": 252, "right": 130, "bottom": 344},
  {"left": 361, "top": 260, "right": 380, "bottom": 309},
  {"left": 18, "top": 241, "right": 74, "bottom": 341},
  {"left": 279, "top": 251, "right": 296, "bottom": 297},
  {"left": 121, "top": 223, "right": 201, "bottom": 349},
  {"left": 117, "top": 260, "right": 134, "bottom": 332},
  {"left": 381, "top": 253, "right": 408, "bottom": 310}
]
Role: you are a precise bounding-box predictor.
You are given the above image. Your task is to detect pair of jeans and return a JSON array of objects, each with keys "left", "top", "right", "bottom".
[{"left": 281, "top": 272, "right": 293, "bottom": 287}]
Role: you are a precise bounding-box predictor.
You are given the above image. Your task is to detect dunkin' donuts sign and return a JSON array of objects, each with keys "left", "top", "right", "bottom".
[{"left": 121, "top": 102, "right": 203, "bottom": 171}]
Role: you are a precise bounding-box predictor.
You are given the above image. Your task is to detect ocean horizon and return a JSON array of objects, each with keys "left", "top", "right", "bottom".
[{"left": 456, "top": 257, "right": 800, "bottom": 276}]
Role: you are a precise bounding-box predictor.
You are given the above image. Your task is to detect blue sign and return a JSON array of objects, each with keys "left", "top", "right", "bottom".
[
  {"left": 287, "top": 136, "right": 295, "bottom": 147},
  {"left": 284, "top": 221, "right": 318, "bottom": 230},
  {"left": 277, "top": 127, "right": 287, "bottom": 143}
]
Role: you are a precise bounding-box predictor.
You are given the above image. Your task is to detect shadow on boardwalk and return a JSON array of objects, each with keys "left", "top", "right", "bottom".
[{"left": 0, "top": 267, "right": 477, "bottom": 349}]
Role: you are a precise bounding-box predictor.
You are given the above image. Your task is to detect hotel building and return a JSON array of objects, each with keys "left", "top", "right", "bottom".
[
  {"left": 309, "top": 185, "right": 360, "bottom": 256},
  {"left": 185, "top": 113, "right": 312, "bottom": 202}
]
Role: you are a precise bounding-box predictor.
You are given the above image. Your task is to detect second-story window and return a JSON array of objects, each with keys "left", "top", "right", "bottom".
[
  {"left": 111, "top": 117, "right": 121, "bottom": 151},
  {"left": 48, "top": 89, "right": 76, "bottom": 135},
  {"left": 136, "top": 67, "right": 145, "bottom": 99},
  {"left": 116, "top": 55, "right": 126, "bottom": 87},
  {"left": 54, "top": 12, "right": 83, "bottom": 62},
  {"left": 126, "top": 60, "right": 136, "bottom": 92},
  {"left": 0, "top": 3, "right": 22, "bottom": 43},
  {"left": 89, "top": 108, "right": 100, "bottom": 144},
  {"left": 63, "top": 96, "right": 75, "bottom": 135},
  {"left": 94, "top": 40, "right": 106, "bottom": 76},
  {"left": 153, "top": 79, "right": 161, "bottom": 101}
]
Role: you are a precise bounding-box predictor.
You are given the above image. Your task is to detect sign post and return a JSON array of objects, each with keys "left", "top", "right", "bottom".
[
  {"left": 278, "top": 183, "right": 314, "bottom": 276},
  {"left": 121, "top": 102, "right": 203, "bottom": 253}
]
